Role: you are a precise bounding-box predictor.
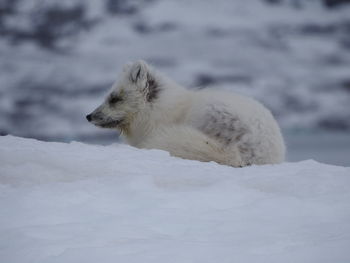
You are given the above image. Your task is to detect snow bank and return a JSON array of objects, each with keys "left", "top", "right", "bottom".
[{"left": 0, "top": 135, "right": 349, "bottom": 263}]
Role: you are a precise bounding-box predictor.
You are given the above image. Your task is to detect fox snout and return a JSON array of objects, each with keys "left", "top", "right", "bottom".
[
  {"left": 86, "top": 114, "right": 92, "bottom": 122},
  {"left": 86, "top": 109, "right": 103, "bottom": 122}
]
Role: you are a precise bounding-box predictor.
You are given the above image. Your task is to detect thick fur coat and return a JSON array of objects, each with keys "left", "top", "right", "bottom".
[{"left": 87, "top": 61, "right": 285, "bottom": 167}]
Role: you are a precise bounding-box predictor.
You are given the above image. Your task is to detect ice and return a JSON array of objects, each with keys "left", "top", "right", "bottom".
[{"left": 0, "top": 135, "right": 349, "bottom": 262}]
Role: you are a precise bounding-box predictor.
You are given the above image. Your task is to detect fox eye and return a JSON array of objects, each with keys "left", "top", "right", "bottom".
[{"left": 109, "top": 96, "right": 122, "bottom": 104}]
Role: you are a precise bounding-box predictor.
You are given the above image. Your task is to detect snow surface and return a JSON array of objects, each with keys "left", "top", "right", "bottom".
[{"left": 1, "top": 135, "right": 350, "bottom": 263}]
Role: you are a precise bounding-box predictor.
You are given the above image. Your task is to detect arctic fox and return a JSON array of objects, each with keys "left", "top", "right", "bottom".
[{"left": 86, "top": 60, "right": 285, "bottom": 167}]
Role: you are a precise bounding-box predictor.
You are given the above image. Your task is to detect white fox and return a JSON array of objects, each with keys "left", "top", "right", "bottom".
[{"left": 87, "top": 60, "right": 285, "bottom": 167}]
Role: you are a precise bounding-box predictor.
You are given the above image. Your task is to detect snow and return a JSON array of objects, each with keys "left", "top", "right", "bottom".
[{"left": 1, "top": 135, "right": 350, "bottom": 263}]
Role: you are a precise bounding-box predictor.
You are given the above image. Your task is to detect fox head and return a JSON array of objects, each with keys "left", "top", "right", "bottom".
[{"left": 86, "top": 60, "right": 161, "bottom": 131}]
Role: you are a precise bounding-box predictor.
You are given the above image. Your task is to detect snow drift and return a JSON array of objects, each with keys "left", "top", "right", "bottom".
[{"left": 0, "top": 135, "right": 350, "bottom": 263}]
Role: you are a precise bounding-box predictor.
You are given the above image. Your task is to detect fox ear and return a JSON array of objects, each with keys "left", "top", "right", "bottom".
[
  {"left": 129, "top": 60, "right": 149, "bottom": 83},
  {"left": 144, "top": 71, "right": 160, "bottom": 102},
  {"left": 129, "top": 60, "right": 160, "bottom": 102}
]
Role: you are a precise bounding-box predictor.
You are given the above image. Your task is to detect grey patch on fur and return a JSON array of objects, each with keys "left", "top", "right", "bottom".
[
  {"left": 99, "top": 119, "right": 122, "bottom": 128},
  {"left": 146, "top": 73, "right": 161, "bottom": 102},
  {"left": 108, "top": 93, "right": 122, "bottom": 105},
  {"left": 199, "top": 105, "right": 247, "bottom": 146},
  {"left": 237, "top": 141, "right": 255, "bottom": 166}
]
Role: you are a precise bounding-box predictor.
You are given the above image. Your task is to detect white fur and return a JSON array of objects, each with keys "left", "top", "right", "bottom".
[{"left": 88, "top": 60, "right": 285, "bottom": 167}]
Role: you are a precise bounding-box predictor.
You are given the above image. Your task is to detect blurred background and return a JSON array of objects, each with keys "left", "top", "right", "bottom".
[{"left": 0, "top": 0, "right": 349, "bottom": 166}]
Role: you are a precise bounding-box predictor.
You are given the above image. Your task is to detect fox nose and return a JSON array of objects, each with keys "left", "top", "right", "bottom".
[{"left": 86, "top": 114, "right": 92, "bottom": 122}]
